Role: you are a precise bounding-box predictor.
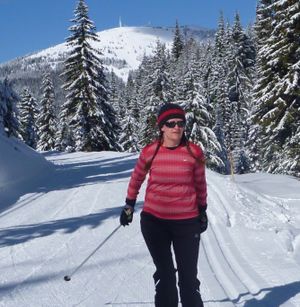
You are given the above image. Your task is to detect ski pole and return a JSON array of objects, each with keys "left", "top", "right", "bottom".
[{"left": 64, "top": 224, "right": 122, "bottom": 282}]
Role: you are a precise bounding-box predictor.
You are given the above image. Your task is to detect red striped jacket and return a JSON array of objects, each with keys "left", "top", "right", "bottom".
[{"left": 126, "top": 141, "right": 207, "bottom": 220}]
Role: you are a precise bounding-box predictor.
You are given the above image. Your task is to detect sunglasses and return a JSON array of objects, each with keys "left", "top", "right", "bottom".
[{"left": 164, "top": 120, "right": 186, "bottom": 128}]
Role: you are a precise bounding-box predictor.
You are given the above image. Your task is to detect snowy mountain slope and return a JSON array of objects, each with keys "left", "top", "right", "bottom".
[
  {"left": 0, "top": 26, "right": 215, "bottom": 82},
  {"left": 0, "top": 148, "right": 300, "bottom": 306}
]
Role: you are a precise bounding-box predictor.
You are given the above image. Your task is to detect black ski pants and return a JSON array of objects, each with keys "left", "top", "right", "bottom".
[{"left": 141, "top": 211, "right": 204, "bottom": 307}]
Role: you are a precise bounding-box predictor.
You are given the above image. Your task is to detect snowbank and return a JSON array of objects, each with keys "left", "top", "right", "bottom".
[{"left": 0, "top": 134, "right": 52, "bottom": 189}]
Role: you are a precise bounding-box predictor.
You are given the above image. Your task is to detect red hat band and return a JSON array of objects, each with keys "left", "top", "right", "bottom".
[{"left": 157, "top": 109, "right": 185, "bottom": 126}]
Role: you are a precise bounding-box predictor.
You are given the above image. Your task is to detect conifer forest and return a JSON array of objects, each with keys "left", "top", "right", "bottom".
[{"left": 0, "top": 0, "right": 299, "bottom": 177}]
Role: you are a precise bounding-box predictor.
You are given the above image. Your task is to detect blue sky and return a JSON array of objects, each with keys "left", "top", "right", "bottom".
[{"left": 0, "top": 0, "right": 257, "bottom": 64}]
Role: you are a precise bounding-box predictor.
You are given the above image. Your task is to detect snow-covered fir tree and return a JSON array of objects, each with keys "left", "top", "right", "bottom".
[
  {"left": 59, "top": 0, "right": 119, "bottom": 152},
  {"left": 252, "top": 0, "right": 300, "bottom": 176},
  {"left": 203, "top": 11, "right": 256, "bottom": 174},
  {"left": 226, "top": 13, "right": 255, "bottom": 174},
  {"left": 247, "top": 0, "right": 274, "bottom": 172},
  {"left": 171, "top": 20, "right": 184, "bottom": 61},
  {"left": 282, "top": 125, "right": 300, "bottom": 176},
  {"left": 0, "top": 78, "right": 19, "bottom": 138},
  {"left": 139, "top": 41, "right": 174, "bottom": 146},
  {"left": 129, "top": 57, "right": 153, "bottom": 146},
  {"left": 107, "top": 70, "right": 124, "bottom": 117},
  {"left": 55, "top": 119, "right": 74, "bottom": 152},
  {"left": 211, "top": 63, "right": 232, "bottom": 174},
  {"left": 19, "top": 88, "right": 38, "bottom": 148},
  {"left": 155, "top": 32, "right": 224, "bottom": 169},
  {"left": 207, "top": 13, "right": 232, "bottom": 173},
  {"left": 118, "top": 74, "right": 139, "bottom": 152},
  {"left": 36, "top": 72, "right": 57, "bottom": 151}
]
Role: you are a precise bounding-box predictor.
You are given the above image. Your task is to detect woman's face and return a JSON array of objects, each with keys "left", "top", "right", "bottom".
[{"left": 161, "top": 118, "right": 185, "bottom": 146}]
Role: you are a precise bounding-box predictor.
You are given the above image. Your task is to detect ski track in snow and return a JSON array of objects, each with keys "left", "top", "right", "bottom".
[
  {"left": 203, "top": 187, "right": 250, "bottom": 304},
  {"left": 0, "top": 162, "right": 105, "bottom": 304},
  {"left": 0, "top": 152, "right": 300, "bottom": 307},
  {"left": 205, "top": 174, "right": 299, "bottom": 307},
  {"left": 204, "top": 182, "right": 267, "bottom": 306},
  {"left": 0, "top": 192, "right": 46, "bottom": 219}
]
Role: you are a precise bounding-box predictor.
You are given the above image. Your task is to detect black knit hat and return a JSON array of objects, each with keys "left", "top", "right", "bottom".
[{"left": 157, "top": 103, "right": 186, "bottom": 129}]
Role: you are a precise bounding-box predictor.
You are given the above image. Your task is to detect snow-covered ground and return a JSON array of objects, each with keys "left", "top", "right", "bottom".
[{"left": 0, "top": 137, "right": 300, "bottom": 306}]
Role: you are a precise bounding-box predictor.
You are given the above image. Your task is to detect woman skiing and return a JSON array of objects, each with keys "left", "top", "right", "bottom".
[{"left": 120, "top": 103, "right": 208, "bottom": 307}]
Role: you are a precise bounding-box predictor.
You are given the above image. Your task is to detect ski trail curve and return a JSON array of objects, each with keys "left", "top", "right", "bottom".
[
  {"left": 202, "top": 180, "right": 268, "bottom": 306},
  {"left": 203, "top": 175, "right": 298, "bottom": 307}
]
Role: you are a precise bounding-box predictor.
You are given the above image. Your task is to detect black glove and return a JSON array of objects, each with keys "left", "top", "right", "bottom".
[
  {"left": 120, "top": 205, "right": 134, "bottom": 226},
  {"left": 198, "top": 205, "right": 208, "bottom": 233}
]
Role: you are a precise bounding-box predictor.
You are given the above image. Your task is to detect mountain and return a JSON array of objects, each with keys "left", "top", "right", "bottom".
[
  {"left": 0, "top": 26, "right": 215, "bottom": 105},
  {"left": 26, "top": 26, "right": 215, "bottom": 81}
]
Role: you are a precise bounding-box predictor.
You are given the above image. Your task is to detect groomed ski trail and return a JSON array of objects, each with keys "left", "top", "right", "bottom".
[{"left": 0, "top": 152, "right": 299, "bottom": 307}]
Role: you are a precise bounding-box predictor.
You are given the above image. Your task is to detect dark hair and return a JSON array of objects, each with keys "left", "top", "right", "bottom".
[{"left": 144, "top": 132, "right": 163, "bottom": 171}]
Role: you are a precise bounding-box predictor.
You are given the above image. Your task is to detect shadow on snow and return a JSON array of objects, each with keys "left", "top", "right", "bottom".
[
  {"left": 0, "top": 152, "right": 140, "bottom": 247},
  {"left": 242, "top": 281, "right": 300, "bottom": 307},
  {"left": 0, "top": 248, "right": 148, "bottom": 297},
  {"left": 205, "top": 281, "right": 300, "bottom": 307},
  {"left": 0, "top": 206, "right": 120, "bottom": 247},
  {"left": 0, "top": 152, "right": 137, "bottom": 215}
]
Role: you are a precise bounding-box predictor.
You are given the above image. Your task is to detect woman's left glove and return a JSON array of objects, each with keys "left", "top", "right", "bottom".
[{"left": 198, "top": 205, "right": 208, "bottom": 233}]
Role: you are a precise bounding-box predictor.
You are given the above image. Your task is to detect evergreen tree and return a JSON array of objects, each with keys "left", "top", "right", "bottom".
[
  {"left": 282, "top": 125, "right": 300, "bottom": 176},
  {"left": 173, "top": 37, "right": 198, "bottom": 101},
  {"left": 255, "top": 0, "right": 275, "bottom": 49},
  {"left": 139, "top": 41, "right": 173, "bottom": 145},
  {"left": 19, "top": 88, "right": 38, "bottom": 148},
  {"left": 118, "top": 74, "right": 139, "bottom": 152},
  {"left": 248, "top": 0, "right": 275, "bottom": 171},
  {"left": 37, "top": 72, "right": 57, "bottom": 151},
  {"left": 246, "top": 122, "right": 263, "bottom": 172},
  {"left": 226, "top": 13, "right": 255, "bottom": 174},
  {"left": 108, "top": 70, "right": 123, "bottom": 117},
  {"left": 118, "top": 106, "right": 139, "bottom": 152},
  {"left": 0, "top": 78, "right": 19, "bottom": 137},
  {"left": 252, "top": 0, "right": 300, "bottom": 176},
  {"left": 59, "top": 0, "right": 119, "bottom": 152},
  {"left": 171, "top": 20, "right": 184, "bottom": 61},
  {"left": 151, "top": 41, "right": 173, "bottom": 103},
  {"left": 179, "top": 50, "right": 222, "bottom": 169},
  {"left": 212, "top": 64, "right": 232, "bottom": 174},
  {"left": 214, "top": 12, "right": 227, "bottom": 58},
  {"left": 208, "top": 13, "right": 232, "bottom": 173},
  {"left": 55, "top": 119, "right": 74, "bottom": 152}
]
